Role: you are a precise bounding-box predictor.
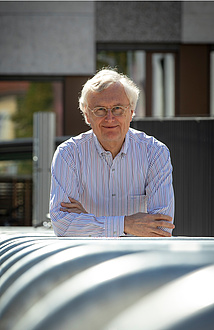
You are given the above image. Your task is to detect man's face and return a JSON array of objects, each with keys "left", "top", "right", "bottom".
[{"left": 85, "top": 83, "right": 133, "bottom": 152}]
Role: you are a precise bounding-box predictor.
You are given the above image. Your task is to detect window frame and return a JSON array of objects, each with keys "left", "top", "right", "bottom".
[{"left": 96, "top": 43, "right": 179, "bottom": 118}]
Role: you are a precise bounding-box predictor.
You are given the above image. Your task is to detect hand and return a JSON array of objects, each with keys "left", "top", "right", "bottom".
[
  {"left": 124, "top": 212, "right": 175, "bottom": 237},
  {"left": 60, "top": 197, "right": 88, "bottom": 214}
]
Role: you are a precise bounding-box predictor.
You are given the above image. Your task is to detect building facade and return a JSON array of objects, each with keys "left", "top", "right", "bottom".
[
  {"left": 0, "top": 1, "right": 214, "bottom": 137},
  {"left": 0, "top": 1, "right": 214, "bottom": 233}
]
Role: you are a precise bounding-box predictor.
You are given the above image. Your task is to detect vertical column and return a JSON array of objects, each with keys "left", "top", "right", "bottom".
[
  {"left": 33, "top": 112, "right": 55, "bottom": 226},
  {"left": 210, "top": 51, "right": 214, "bottom": 116},
  {"left": 64, "top": 76, "right": 91, "bottom": 136},
  {"left": 164, "top": 54, "right": 175, "bottom": 117},
  {"left": 179, "top": 45, "right": 209, "bottom": 116},
  {"left": 152, "top": 54, "right": 164, "bottom": 117}
]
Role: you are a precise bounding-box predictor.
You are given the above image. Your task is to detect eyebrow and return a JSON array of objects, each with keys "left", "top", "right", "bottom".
[{"left": 93, "top": 103, "right": 127, "bottom": 108}]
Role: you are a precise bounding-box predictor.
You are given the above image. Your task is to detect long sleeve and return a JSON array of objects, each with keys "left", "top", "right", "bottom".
[
  {"left": 49, "top": 143, "right": 124, "bottom": 237},
  {"left": 50, "top": 129, "right": 175, "bottom": 237},
  {"left": 146, "top": 144, "right": 175, "bottom": 231}
]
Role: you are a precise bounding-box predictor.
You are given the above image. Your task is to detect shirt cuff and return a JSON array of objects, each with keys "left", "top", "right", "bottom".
[{"left": 105, "top": 216, "right": 125, "bottom": 237}]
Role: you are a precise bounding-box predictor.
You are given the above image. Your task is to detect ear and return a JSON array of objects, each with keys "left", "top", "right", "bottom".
[
  {"left": 85, "top": 110, "right": 91, "bottom": 125},
  {"left": 129, "top": 109, "right": 134, "bottom": 122}
]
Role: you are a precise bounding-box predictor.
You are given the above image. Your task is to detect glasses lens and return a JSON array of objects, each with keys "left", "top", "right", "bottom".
[
  {"left": 93, "top": 107, "right": 107, "bottom": 117},
  {"left": 92, "top": 105, "right": 127, "bottom": 117},
  {"left": 112, "top": 106, "right": 125, "bottom": 116}
]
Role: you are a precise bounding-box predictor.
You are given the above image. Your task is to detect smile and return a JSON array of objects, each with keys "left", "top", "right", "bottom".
[{"left": 102, "top": 125, "right": 119, "bottom": 129}]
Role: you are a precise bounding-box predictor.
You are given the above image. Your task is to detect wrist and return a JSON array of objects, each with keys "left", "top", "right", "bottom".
[{"left": 124, "top": 215, "right": 130, "bottom": 234}]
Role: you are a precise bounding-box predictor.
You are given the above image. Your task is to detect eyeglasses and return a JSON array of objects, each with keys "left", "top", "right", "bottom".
[{"left": 88, "top": 105, "right": 130, "bottom": 117}]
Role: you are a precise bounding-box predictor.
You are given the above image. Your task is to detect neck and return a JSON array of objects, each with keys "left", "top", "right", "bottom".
[{"left": 100, "top": 140, "right": 124, "bottom": 159}]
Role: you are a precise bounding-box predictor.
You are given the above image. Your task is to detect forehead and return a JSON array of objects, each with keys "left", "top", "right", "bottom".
[{"left": 87, "top": 82, "right": 129, "bottom": 107}]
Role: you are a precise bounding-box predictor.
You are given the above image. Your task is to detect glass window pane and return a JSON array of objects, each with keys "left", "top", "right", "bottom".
[
  {"left": 0, "top": 165, "right": 32, "bottom": 226},
  {"left": 97, "top": 50, "right": 146, "bottom": 118},
  {"left": 0, "top": 160, "right": 32, "bottom": 177},
  {"left": 0, "top": 80, "right": 63, "bottom": 141},
  {"left": 152, "top": 53, "right": 175, "bottom": 117},
  {"left": 127, "top": 51, "right": 146, "bottom": 118},
  {"left": 211, "top": 51, "right": 214, "bottom": 116}
]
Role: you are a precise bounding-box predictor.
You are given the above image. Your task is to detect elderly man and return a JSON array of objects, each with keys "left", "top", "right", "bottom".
[{"left": 50, "top": 69, "right": 175, "bottom": 237}]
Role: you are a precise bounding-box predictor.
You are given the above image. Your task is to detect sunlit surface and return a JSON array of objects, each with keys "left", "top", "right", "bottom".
[{"left": 1, "top": 230, "right": 214, "bottom": 330}]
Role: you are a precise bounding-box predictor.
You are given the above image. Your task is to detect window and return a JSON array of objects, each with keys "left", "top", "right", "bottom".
[
  {"left": 97, "top": 49, "right": 176, "bottom": 118},
  {"left": 0, "top": 80, "right": 63, "bottom": 141},
  {"left": 0, "top": 79, "right": 63, "bottom": 178},
  {"left": 0, "top": 160, "right": 32, "bottom": 176},
  {"left": 211, "top": 51, "right": 214, "bottom": 116},
  {"left": 152, "top": 53, "right": 175, "bottom": 117},
  {"left": 97, "top": 50, "right": 146, "bottom": 118}
]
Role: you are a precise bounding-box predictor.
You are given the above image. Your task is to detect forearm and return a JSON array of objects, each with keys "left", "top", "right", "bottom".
[
  {"left": 50, "top": 168, "right": 124, "bottom": 237},
  {"left": 124, "top": 212, "right": 175, "bottom": 237},
  {"left": 50, "top": 209, "right": 124, "bottom": 237},
  {"left": 50, "top": 147, "right": 124, "bottom": 237}
]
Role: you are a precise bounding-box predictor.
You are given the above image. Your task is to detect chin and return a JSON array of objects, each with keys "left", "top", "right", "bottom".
[{"left": 105, "top": 132, "right": 121, "bottom": 140}]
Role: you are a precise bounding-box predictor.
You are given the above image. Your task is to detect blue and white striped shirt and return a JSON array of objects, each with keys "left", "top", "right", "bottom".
[{"left": 50, "top": 128, "right": 174, "bottom": 237}]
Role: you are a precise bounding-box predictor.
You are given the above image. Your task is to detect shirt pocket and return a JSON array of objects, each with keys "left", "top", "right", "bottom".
[{"left": 127, "top": 194, "right": 147, "bottom": 216}]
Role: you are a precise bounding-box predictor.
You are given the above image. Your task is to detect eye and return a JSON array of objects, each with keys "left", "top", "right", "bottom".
[
  {"left": 112, "top": 106, "right": 124, "bottom": 115},
  {"left": 93, "top": 107, "right": 107, "bottom": 116}
]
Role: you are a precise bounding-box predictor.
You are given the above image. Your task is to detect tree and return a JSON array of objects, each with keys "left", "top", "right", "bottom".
[{"left": 12, "top": 82, "right": 54, "bottom": 138}]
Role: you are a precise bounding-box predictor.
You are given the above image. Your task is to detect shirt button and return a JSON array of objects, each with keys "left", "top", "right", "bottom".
[
  {"left": 112, "top": 168, "right": 115, "bottom": 171},
  {"left": 112, "top": 194, "right": 116, "bottom": 197}
]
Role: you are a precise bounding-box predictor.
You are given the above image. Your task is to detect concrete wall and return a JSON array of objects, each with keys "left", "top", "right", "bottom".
[
  {"left": 96, "top": 2, "right": 181, "bottom": 43},
  {"left": 0, "top": 2, "right": 95, "bottom": 75},
  {"left": 1, "top": 1, "right": 214, "bottom": 76},
  {"left": 96, "top": 1, "right": 214, "bottom": 44},
  {"left": 182, "top": 2, "right": 214, "bottom": 43}
]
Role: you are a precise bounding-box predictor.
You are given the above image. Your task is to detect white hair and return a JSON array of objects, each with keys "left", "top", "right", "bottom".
[{"left": 79, "top": 68, "right": 140, "bottom": 125}]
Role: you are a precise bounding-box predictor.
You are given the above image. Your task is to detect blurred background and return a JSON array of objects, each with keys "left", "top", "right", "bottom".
[{"left": 0, "top": 1, "right": 213, "bottom": 236}]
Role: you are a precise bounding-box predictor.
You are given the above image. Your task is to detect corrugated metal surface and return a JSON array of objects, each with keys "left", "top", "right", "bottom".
[
  {"left": 131, "top": 118, "right": 214, "bottom": 237},
  {"left": 1, "top": 228, "right": 214, "bottom": 330}
]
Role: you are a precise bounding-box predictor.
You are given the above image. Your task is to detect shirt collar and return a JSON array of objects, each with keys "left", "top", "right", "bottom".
[{"left": 92, "top": 129, "right": 130, "bottom": 158}]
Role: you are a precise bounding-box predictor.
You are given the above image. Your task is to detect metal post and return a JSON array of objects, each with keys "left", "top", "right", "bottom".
[{"left": 33, "top": 112, "right": 56, "bottom": 227}]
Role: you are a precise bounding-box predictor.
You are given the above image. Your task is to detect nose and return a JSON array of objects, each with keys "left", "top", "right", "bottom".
[{"left": 105, "top": 109, "right": 115, "bottom": 122}]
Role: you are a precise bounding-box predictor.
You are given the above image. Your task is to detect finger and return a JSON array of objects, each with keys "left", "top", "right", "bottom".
[
  {"left": 68, "top": 198, "right": 86, "bottom": 210},
  {"left": 68, "top": 197, "right": 82, "bottom": 207},
  {"left": 148, "top": 213, "right": 172, "bottom": 222},
  {"left": 71, "top": 203, "right": 87, "bottom": 213},
  {"left": 61, "top": 201, "right": 83, "bottom": 210},
  {"left": 153, "top": 228, "right": 172, "bottom": 237},
  {"left": 60, "top": 207, "right": 82, "bottom": 214},
  {"left": 154, "top": 214, "right": 173, "bottom": 221},
  {"left": 61, "top": 202, "right": 73, "bottom": 208},
  {"left": 136, "top": 231, "right": 171, "bottom": 238},
  {"left": 156, "top": 220, "right": 175, "bottom": 229}
]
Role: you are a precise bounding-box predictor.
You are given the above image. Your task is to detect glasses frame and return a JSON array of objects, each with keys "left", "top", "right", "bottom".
[{"left": 87, "top": 105, "right": 131, "bottom": 117}]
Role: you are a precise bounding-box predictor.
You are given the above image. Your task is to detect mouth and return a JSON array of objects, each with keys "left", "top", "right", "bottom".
[{"left": 102, "top": 125, "right": 119, "bottom": 129}]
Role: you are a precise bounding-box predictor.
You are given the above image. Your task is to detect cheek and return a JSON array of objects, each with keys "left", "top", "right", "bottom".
[
  {"left": 123, "top": 114, "right": 133, "bottom": 127},
  {"left": 88, "top": 116, "right": 103, "bottom": 130}
]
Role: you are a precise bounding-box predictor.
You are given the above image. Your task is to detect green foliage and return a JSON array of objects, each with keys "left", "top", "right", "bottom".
[
  {"left": 16, "top": 160, "right": 33, "bottom": 176},
  {"left": 97, "top": 51, "right": 128, "bottom": 75},
  {"left": 12, "top": 82, "right": 54, "bottom": 138}
]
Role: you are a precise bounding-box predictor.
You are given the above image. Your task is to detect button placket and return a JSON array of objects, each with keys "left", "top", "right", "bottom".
[
  {"left": 110, "top": 157, "right": 120, "bottom": 218},
  {"left": 110, "top": 168, "right": 116, "bottom": 198}
]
